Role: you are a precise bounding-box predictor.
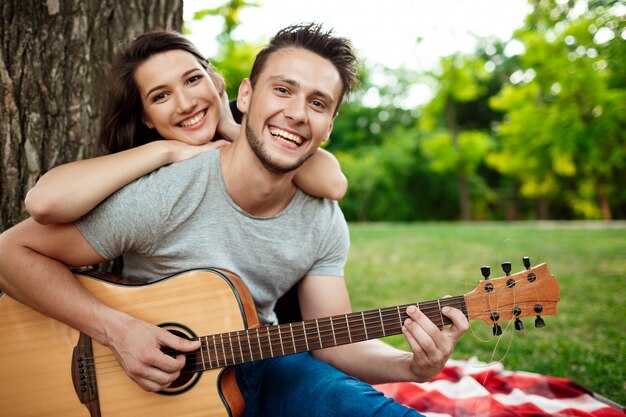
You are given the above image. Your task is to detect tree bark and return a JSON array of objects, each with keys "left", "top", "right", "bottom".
[
  {"left": 598, "top": 187, "right": 612, "bottom": 221},
  {"left": 537, "top": 195, "right": 549, "bottom": 220},
  {"left": 444, "top": 97, "right": 472, "bottom": 221},
  {"left": 0, "top": 0, "right": 183, "bottom": 232}
]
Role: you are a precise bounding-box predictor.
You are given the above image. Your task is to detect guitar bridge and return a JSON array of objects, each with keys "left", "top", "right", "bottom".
[{"left": 71, "top": 332, "right": 101, "bottom": 416}]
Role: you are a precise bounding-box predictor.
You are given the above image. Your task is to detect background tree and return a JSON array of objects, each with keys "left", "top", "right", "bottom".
[
  {"left": 0, "top": 0, "right": 184, "bottom": 232},
  {"left": 189, "top": 0, "right": 259, "bottom": 98},
  {"left": 329, "top": 65, "right": 461, "bottom": 221},
  {"left": 488, "top": 0, "right": 626, "bottom": 219},
  {"left": 419, "top": 54, "right": 494, "bottom": 221}
]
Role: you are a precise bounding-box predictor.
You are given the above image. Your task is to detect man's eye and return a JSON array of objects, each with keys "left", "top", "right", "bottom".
[
  {"left": 311, "top": 100, "right": 326, "bottom": 109},
  {"left": 275, "top": 87, "right": 289, "bottom": 94}
]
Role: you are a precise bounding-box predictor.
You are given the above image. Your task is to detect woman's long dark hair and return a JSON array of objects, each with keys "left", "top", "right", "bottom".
[{"left": 99, "top": 30, "right": 222, "bottom": 153}]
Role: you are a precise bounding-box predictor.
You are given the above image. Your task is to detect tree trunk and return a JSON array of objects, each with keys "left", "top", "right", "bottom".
[
  {"left": 0, "top": 0, "right": 183, "bottom": 232},
  {"left": 444, "top": 97, "right": 472, "bottom": 221},
  {"left": 598, "top": 189, "right": 612, "bottom": 220},
  {"left": 537, "top": 195, "right": 550, "bottom": 220}
]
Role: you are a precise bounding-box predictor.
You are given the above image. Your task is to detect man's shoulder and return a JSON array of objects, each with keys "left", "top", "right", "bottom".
[
  {"left": 296, "top": 191, "right": 339, "bottom": 210},
  {"left": 294, "top": 192, "right": 346, "bottom": 225}
]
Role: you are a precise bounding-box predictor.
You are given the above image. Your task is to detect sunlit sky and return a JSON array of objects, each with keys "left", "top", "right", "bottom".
[{"left": 183, "top": 0, "right": 532, "bottom": 105}]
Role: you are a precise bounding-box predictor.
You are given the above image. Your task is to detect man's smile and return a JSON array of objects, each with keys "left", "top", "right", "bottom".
[{"left": 268, "top": 126, "right": 304, "bottom": 146}]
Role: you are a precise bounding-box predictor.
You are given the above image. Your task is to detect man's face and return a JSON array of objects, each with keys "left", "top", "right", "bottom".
[{"left": 238, "top": 47, "right": 342, "bottom": 174}]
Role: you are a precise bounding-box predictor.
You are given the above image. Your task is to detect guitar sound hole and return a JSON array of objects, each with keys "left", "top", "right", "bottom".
[{"left": 157, "top": 323, "right": 202, "bottom": 396}]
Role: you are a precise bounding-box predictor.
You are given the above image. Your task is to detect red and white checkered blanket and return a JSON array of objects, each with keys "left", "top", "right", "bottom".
[{"left": 375, "top": 358, "right": 625, "bottom": 417}]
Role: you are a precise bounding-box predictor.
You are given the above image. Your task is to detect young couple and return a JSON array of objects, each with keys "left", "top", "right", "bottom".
[{"left": 0, "top": 23, "right": 468, "bottom": 416}]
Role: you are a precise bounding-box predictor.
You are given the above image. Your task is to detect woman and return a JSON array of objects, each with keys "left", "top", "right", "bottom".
[{"left": 25, "top": 30, "right": 347, "bottom": 225}]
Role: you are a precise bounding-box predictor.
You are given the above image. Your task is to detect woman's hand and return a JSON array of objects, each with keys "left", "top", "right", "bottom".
[{"left": 165, "top": 139, "right": 230, "bottom": 164}]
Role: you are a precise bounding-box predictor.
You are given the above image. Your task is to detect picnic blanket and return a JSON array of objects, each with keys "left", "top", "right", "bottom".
[{"left": 375, "top": 358, "right": 625, "bottom": 417}]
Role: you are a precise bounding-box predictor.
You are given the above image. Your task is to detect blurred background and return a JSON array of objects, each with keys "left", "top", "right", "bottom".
[
  {"left": 184, "top": 0, "right": 626, "bottom": 222},
  {"left": 1, "top": 0, "right": 623, "bottom": 407}
]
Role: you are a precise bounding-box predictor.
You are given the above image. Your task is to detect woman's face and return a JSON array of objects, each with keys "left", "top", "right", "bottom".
[{"left": 135, "top": 50, "right": 222, "bottom": 145}]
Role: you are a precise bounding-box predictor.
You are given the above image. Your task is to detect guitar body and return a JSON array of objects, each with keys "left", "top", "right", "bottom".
[
  {"left": 0, "top": 269, "right": 257, "bottom": 417},
  {"left": 0, "top": 261, "right": 559, "bottom": 417}
]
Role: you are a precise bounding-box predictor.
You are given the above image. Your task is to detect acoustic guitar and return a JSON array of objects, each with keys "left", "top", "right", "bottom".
[{"left": 0, "top": 261, "right": 559, "bottom": 417}]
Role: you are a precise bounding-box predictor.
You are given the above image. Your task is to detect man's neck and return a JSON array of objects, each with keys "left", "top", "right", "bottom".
[{"left": 220, "top": 140, "right": 298, "bottom": 218}]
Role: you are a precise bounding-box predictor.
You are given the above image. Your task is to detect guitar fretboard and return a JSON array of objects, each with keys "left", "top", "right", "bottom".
[{"left": 191, "top": 296, "right": 467, "bottom": 371}]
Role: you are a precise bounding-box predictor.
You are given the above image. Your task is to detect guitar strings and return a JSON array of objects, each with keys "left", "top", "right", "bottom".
[
  {"left": 77, "top": 299, "right": 456, "bottom": 359},
  {"left": 71, "top": 274, "right": 548, "bottom": 380},
  {"left": 80, "top": 300, "right": 488, "bottom": 374},
  {"left": 148, "top": 298, "right": 466, "bottom": 366},
  {"left": 75, "top": 299, "right": 464, "bottom": 376},
  {"left": 467, "top": 254, "right": 525, "bottom": 417},
  {"left": 77, "top": 301, "right": 452, "bottom": 375},
  {"left": 107, "top": 299, "right": 498, "bottom": 367}
]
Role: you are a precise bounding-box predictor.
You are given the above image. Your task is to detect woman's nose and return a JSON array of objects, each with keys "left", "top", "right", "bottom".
[{"left": 176, "top": 91, "right": 196, "bottom": 113}]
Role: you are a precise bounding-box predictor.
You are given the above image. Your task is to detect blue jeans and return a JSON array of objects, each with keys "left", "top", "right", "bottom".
[{"left": 235, "top": 352, "right": 424, "bottom": 417}]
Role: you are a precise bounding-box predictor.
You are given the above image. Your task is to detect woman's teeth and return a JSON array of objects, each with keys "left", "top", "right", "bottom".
[{"left": 179, "top": 111, "right": 205, "bottom": 127}]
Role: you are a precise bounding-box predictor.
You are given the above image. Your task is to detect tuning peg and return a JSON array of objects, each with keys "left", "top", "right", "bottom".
[
  {"left": 492, "top": 323, "right": 503, "bottom": 336},
  {"left": 481, "top": 266, "right": 491, "bottom": 280},
  {"left": 514, "top": 318, "right": 524, "bottom": 331},
  {"left": 522, "top": 257, "right": 531, "bottom": 270},
  {"left": 501, "top": 262, "right": 512, "bottom": 276},
  {"left": 535, "top": 316, "right": 546, "bottom": 328}
]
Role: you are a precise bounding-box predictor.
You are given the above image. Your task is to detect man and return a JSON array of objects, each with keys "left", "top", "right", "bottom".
[{"left": 0, "top": 23, "right": 468, "bottom": 416}]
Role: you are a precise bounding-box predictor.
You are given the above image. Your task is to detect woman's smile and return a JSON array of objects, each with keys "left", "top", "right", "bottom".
[{"left": 178, "top": 110, "right": 207, "bottom": 129}]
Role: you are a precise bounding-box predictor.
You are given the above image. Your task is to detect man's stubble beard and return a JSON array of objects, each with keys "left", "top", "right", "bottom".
[{"left": 245, "top": 116, "right": 314, "bottom": 175}]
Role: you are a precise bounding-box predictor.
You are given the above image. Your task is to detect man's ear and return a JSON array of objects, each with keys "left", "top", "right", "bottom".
[
  {"left": 323, "top": 117, "right": 335, "bottom": 142},
  {"left": 237, "top": 78, "right": 252, "bottom": 113}
]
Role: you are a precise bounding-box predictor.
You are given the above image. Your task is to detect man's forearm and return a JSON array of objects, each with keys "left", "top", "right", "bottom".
[
  {"left": 313, "top": 339, "right": 418, "bottom": 385},
  {"left": 0, "top": 220, "right": 119, "bottom": 346}
]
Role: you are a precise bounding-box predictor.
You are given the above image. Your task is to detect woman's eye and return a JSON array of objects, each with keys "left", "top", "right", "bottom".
[
  {"left": 152, "top": 92, "right": 168, "bottom": 103},
  {"left": 187, "top": 75, "right": 203, "bottom": 84}
]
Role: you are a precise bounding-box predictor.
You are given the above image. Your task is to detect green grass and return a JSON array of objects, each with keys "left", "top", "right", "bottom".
[{"left": 344, "top": 221, "right": 625, "bottom": 406}]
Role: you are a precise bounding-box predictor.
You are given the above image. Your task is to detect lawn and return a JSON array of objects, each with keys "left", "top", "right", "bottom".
[{"left": 344, "top": 221, "right": 625, "bottom": 406}]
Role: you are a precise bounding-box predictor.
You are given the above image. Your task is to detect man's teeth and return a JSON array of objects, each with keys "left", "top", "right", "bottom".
[
  {"left": 269, "top": 127, "right": 303, "bottom": 145},
  {"left": 179, "top": 111, "right": 205, "bottom": 127}
]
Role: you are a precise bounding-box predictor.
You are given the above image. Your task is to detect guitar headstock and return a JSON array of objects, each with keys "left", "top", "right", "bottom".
[{"left": 464, "top": 261, "right": 560, "bottom": 331}]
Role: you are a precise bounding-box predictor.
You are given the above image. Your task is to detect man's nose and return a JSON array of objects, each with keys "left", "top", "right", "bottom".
[{"left": 283, "top": 96, "right": 307, "bottom": 123}]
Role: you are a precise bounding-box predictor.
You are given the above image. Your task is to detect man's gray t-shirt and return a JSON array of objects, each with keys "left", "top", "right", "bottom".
[{"left": 75, "top": 149, "right": 350, "bottom": 324}]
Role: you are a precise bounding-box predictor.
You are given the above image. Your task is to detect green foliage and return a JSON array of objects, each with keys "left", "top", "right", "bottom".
[
  {"left": 421, "top": 130, "right": 495, "bottom": 176},
  {"left": 329, "top": 65, "right": 422, "bottom": 152},
  {"left": 212, "top": 40, "right": 259, "bottom": 98},
  {"left": 336, "top": 126, "right": 458, "bottom": 221},
  {"left": 417, "top": 54, "right": 496, "bottom": 220},
  {"left": 191, "top": 0, "right": 259, "bottom": 43},
  {"left": 421, "top": 54, "right": 490, "bottom": 130},
  {"left": 488, "top": 0, "right": 626, "bottom": 219},
  {"left": 189, "top": 0, "right": 260, "bottom": 97},
  {"left": 185, "top": 0, "right": 626, "bottom": 220}
]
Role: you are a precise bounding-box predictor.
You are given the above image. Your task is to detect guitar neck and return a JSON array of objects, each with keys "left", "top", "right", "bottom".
[{"left": 190, "top": 296, "right": 467, "bottom": 371}]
